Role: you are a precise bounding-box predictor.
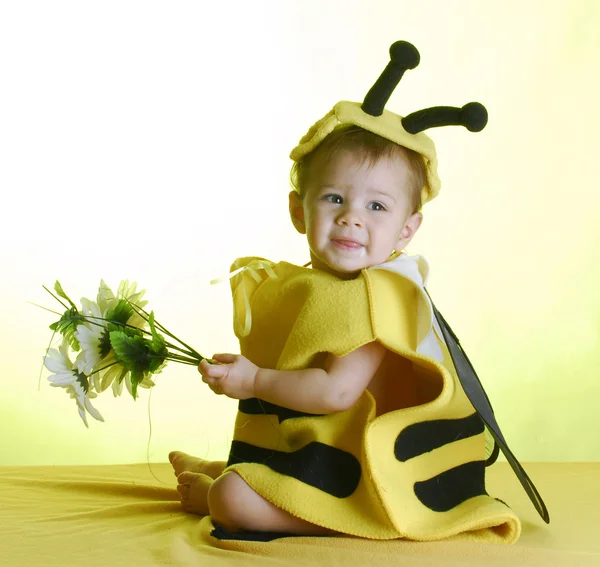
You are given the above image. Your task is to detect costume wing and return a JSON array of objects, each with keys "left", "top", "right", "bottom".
[{"left": 425, "top": 289, "right": 550, "bottom": 524}]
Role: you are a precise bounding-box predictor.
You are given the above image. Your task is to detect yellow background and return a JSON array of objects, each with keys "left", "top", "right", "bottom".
[{"left": 0, "top": 0, "right": 598, "bottom": 466}]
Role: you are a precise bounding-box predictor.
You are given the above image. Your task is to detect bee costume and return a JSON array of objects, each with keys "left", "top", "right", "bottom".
[{"left": 211, "top": 41, "right": 549, "bottom": 545}]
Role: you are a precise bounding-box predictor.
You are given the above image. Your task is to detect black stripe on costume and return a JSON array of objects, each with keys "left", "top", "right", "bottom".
[
  {"left": 226, "top": 440, "right": 361, "bottom": 498},
  {"left": 238, "top": 398, "right": 325, "bottom": 423},
  {"left": 394, "top": 413, "right": 485, "bottom": 462},
  {"left": 210, "top": 525, "right": 330, "bottom": 541},
  {"left": 414, "top": 461, "right": 487, "bottom": 511}
]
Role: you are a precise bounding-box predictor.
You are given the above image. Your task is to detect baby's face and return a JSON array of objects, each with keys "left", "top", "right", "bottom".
[{"left": 290, "top": 149, "right": 422, "bottom": 279}]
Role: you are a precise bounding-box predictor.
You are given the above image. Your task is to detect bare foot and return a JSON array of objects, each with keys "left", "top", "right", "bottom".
[
  {"left": 176, "top": 471, "right": 212, "bottom": 515},
  {"left": 168, "top": 451, "right": 226, "bottom": 479}
]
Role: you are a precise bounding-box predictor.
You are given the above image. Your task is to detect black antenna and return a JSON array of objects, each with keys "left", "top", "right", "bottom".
[
  {"left": 402, "top": 102, "right": 488, "bottom": 134},
  {"left": 361, "top": 41, "right": 420, "bottom": 117}
]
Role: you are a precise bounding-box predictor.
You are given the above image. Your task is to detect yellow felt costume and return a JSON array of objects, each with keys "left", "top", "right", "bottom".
[
  {"left": 220, "top": 255, "right": 521, "bottom": 543},
  {"left": 213, "top": 40, "right": 548, "bottom": 545}
]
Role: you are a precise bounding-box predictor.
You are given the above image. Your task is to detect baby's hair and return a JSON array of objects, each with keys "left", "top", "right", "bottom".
[{"left": 290, "top": 125, "right": 426, "bottom": 214}]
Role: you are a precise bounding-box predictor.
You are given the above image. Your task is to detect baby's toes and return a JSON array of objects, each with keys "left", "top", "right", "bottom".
[
  {"left": 177, "top": 471, "right": 197, "bottom": 484},
  {"left": 176, "top": 482, "right": 190, "bottom": 500},
  {"left": 169, "top": 450, "right": 186, "bottom": 464}
]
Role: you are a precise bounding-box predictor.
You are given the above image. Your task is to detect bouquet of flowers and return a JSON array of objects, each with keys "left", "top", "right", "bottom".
[{"left": 40, "top": 279, "right": 208, "bottom": 427}]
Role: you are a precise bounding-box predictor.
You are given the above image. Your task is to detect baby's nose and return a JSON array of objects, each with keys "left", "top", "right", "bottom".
[{"left": 337, "top": 209, "right": 364, "bottom": 227}]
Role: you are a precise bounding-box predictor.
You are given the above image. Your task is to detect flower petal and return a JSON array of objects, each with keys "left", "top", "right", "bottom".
[
  {"left": 58, "top": 338, "right": 71, "bottom": 359},
  {"left": 84, "top": 397, "right": 104, "bottom": 422},
  {"left": 112, "top": 376, "right": 124, "bottom": 397},
  {"left": 124, "top": 374, "right": 134, "bottom": 397},
  {"left": 98, "top": 364, "right": 120, "bottom": 392},
  {"left": 44, "top": 353, "right": 69, "bottom": 374},
  {"left": 98, "top": 280, "right": 116, "bottom": 314},
  {"left": 48, "top": 374, "right": 76, "bottom": 386},
  {"left": 78, "top": 404, "right": 89, "bottom": 428}
]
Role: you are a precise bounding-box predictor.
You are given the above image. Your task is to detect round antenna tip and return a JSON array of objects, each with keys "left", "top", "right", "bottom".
[
  {"left": 461, "top": 102, "right": 488, "bottom": 132},
  {"left": 389, "top": 41, "right": 420, "bottom": 70}
]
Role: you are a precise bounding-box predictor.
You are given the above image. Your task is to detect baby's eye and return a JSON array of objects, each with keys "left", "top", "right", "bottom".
[
  {"left": 324, "top": 194, "right": 343, "bottom": 204},
  {"left": 369, "top": 201, "right": 387, "bottom": 211}
]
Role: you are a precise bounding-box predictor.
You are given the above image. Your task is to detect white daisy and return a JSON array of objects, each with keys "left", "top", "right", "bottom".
[
  {"left": 44, "top": 338, "right": 104, "bottom": 427},
  {"left": 74, "top": 297, "right": 108, "bottom": 377}
]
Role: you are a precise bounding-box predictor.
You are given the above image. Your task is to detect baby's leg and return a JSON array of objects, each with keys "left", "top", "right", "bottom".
[
  {"left": 172, "top": 453, "right": 335, "bottom": 535},
  {"left": 169, "top": 450, "right": 226, "bottom": 479},
  {"left": 207, "top": 471, "right": 337, "bottom": 536}
]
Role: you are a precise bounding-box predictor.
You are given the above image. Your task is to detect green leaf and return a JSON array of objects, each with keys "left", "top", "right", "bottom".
[
  {"left": 109, "top": 321, "right": 167, "bottom": 399},
  {"left": 130, "top": 368, "right": 143, "bottom": 399},
  {"left": 116, "top": 366, "right": 129, "bottom": 385},
  {"left": 49, "top": 307, "right": 83, "bottom": 351},
  {"left": 148, "top": 311, "right": 156, "bottom": 334},
  {"left": 100, "top": 314, "right": 143, "bottom": 363},
  {"left": 147, "top": 311, "right": 168, "bottom": 373},
  {"left": 54, "top": 281, "right": 76, "bottom": 309},
  {"left": 98, "top": 328, "right": 112, "bottom": 359},
  {"left": 106, "top": 299, "right": 134, "bottom": 325},
  {"left": 109, "top": 330, "right": 147, "bottom": 371}
]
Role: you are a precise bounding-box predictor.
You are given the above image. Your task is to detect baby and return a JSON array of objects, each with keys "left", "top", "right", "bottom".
[
  {"left": 166, "top": 41, "right": 537, "bottom": 542},
  {"left": 169, "top": 125, "right": 425, "bottom": 535}
]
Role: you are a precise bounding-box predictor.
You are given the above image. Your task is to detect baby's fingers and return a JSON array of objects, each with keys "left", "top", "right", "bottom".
[
  {"left": 212, "top": 353, "right": 236, "bottom": 363},
  {"left": 198, "top": 359, "right": 227, "bottom": 378},
  {"left": 201, "top": 375, "right": 225, "bottom": 395},
  {"left": 200, "top": 373, "right": 224, "bottom": 394}
]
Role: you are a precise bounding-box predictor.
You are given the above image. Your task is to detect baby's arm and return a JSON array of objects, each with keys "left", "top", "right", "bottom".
[
  {"left": 256, "top": 342, "right": 386, "bottom": 413},
  {"left": 199, "top": 342, "right": 386, "bottom": 414}
]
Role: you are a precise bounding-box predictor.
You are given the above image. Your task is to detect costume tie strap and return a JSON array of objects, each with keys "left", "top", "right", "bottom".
[{"left": 210, "top": 260, "right": 277, "bottom": 338}]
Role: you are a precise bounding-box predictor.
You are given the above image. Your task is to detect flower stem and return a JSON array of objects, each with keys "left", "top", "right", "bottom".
[
  {"left": 125, "top": 301, "right": 204, "bottom": 360},
  {"left": 165, "top": 356, "right": 198, "bottom": 366},
  {"left": 165, "top": 353, "right": 200, "bottom": 365},
  {"left": 93, "top": 360, "right": 119, "bottom": 374},
  {"left": 28, "top": 301, "right": 64, "bottom": 317},
  {"left": 42, "top": 285, "right": 70, "bottom": 311}
]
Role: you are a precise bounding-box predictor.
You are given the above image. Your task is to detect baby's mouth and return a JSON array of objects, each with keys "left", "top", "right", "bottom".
[{"left": 332, "top": 238, "right": 364, "bottom": 250}]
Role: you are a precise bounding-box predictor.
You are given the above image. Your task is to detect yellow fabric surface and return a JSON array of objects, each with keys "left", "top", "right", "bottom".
[
  {"left": 224, "top": 257, "right": 519, "bottom": 542},
  {"left": 0, "top": 462, "right": 597, "bottom": 567}
]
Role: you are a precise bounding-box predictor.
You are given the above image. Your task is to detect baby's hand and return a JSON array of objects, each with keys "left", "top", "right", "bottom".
[{"left": 198, "top": 353, "right": 258, "bottom": 400}]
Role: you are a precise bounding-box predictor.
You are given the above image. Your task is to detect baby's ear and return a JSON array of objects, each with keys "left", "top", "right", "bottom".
[
  {"left": 396, "top": 212, "right": 423, "bottom": 248},
  {"left": 288, "top": 190, "right": 306, "bottom": 234}
]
